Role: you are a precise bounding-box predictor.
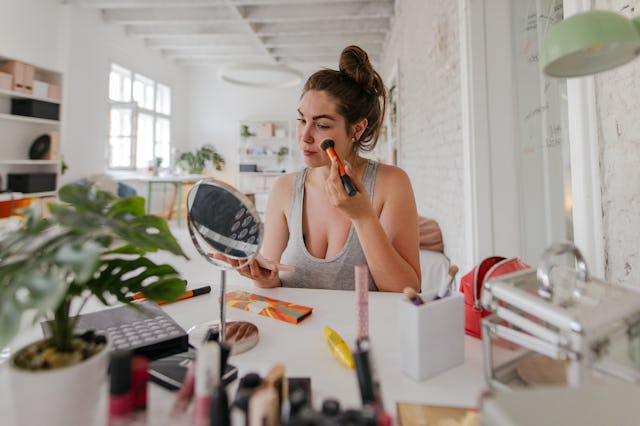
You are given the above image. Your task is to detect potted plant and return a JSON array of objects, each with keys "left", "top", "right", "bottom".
[
  {"left": 177, "top": 144, "right": 225, "bottom": 174},
  {"left": 0, "top": 183, "right": 188, "bottom": 426}
]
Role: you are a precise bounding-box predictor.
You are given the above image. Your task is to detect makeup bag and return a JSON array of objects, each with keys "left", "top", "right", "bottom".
[{"left": 460, "top": 256, "right": 530, "bottom": 338}]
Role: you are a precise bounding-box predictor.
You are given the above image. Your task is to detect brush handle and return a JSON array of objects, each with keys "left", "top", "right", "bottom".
[{"left": 341, "top": 175, "right": 357, "bottom": 197}]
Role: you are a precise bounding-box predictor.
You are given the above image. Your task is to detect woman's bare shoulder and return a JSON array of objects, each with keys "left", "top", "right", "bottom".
[
  {"left": 269, "top": 171, "right": 298, "bottom": 201},
  {"left": 374, "top": 163, "right": 411, "bottom": 187}
]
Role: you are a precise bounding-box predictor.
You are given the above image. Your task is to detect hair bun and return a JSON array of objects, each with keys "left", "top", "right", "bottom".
[{"left": 338, "top": 45, "right": 377, "bottom": 95}]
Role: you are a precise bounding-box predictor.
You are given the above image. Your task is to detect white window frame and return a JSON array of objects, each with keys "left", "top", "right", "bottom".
[{"left": 107, "top": 64, "right": 172, "bottom": 171}]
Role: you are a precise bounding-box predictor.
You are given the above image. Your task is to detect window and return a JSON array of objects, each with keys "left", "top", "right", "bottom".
[{"left": 107, "top": 64, "right": 171, "bottom": 170}]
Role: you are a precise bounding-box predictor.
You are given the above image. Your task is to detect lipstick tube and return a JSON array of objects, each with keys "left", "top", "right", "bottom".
[
  {"left": 170, "top": 360, "right": 196, "bottom": 418},
  {"left": 355, "top": 264, "right": 369, "bottom": 340}
]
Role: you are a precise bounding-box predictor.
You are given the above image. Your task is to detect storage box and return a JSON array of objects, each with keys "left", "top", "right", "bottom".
[
  {"left": 0, "top": 71, "right": 12, "bottom": 90},
  {"left": 255, "top": 122, "right": 275, "bottom": 137},
  {"left": 0, "top": 60, "right": 34, "bottom": 94},
  {"left": 48, "top": 84, "right": 62, "bottom": 101},
  {"left": 481, "top": 243, "right": 640, "bottom": 390},
  {"left": 11, "top": 98, "right": 60, "bottom": 121},
  {"left": 33, "top": 80, "right": 49, "bottom": 98},
  {"left": 239, "top": 164, "right": 258, "bottom": 172},
  {"left": 399, "top": 291, "right": 464, "bottom": 381},
  {"left": 7, "top": 173, "right": 57, "bottom": 193}
]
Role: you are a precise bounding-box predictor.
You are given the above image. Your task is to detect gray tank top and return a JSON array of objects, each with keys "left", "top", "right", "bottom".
[{"left": 279, "top": 159, "right": 379, "bottom": 290}]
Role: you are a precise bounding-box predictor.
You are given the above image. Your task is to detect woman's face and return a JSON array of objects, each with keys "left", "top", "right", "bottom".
[{"left": 296, "top": 90, "right": 352, "bottom": 168}]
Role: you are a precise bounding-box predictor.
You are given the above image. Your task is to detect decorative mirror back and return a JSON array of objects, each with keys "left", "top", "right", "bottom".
[{"left": 186, "top": 179, "right": 261, "bottom": 353}]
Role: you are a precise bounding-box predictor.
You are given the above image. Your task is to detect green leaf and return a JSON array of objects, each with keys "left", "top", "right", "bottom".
[
  {"left": 137, "top": 277, "right": 188, "bottom": 301},
  {"left": 22, "top": 270, "right": 69, "bottom": 317},
  {"left": 87, "top": 257, "right": 185, "bottom": 303},
  {"left": 111, "top": 215, "right": 186, "bottom": 257},
  {"left": 109, "top": 195, "right": 146, "bottom": 217},
  {"left": 0, "top": 297, "right": 20, "bottom": 348},
  {"left": 54, "top": 240, "right": 103, "bottom": 283}
]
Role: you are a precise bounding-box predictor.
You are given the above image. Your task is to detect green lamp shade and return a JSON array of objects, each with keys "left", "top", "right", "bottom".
[{"left": 541, "top": 10, "right": 640, "bottom": 78}]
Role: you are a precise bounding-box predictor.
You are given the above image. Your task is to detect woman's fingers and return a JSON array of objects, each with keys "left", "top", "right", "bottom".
[{"left": 343, "top": 161, "right": 365, "bottom": 192}]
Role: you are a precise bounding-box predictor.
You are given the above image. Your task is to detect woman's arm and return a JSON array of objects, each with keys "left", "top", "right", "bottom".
[
  {"left": 234, "top": 174, "right": 293, "bottom": 288},
  {"left": 327, "top": 161, "right": 421, "bottom": 292}
]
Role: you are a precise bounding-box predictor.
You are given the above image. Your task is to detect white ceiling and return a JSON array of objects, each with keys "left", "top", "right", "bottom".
[{"left": 70, "top": 0, "right": 397, "bottom": 68}]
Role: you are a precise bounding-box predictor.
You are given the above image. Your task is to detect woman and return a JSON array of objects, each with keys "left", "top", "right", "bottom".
[{"left": 234, "top": 45, "right": 420, "bottom": 292}]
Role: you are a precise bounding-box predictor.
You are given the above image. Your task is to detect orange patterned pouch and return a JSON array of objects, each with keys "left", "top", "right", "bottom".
[{"left": 225, "top": 290, "right": 313, "bottom": 324}]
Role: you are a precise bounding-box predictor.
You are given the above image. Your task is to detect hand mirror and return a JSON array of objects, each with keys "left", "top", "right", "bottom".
[{"left": 186, "top": 179, "right": 261, "bottom": 354}]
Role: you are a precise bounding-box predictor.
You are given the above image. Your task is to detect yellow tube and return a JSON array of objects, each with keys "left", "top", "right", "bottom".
[{"left": 323, "top": 326, "right": 355, "bottom": 369}]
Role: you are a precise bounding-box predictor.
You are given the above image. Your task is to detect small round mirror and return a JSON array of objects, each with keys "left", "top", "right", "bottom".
[{"left": 186, "top": 179, "right": 261, "bottom": 354}]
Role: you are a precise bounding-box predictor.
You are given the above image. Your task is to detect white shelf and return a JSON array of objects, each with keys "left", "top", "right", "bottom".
[
  {"left": 241, "top": 136, "right": 289, "bottom": 143},
  {"left": 238, "top": 120, "right": 294, "bottom": 194},
  {"left": 241, "top": 154, "right": 282, "bottom": 159},
  {"left": 0, "top": 56, "right": 63, "bottom": 197},
  {"left": 0, "top": 160, "right": 60, "bottom": 165},
  {"left": 0, "top": 190, "right": 57, "bottom": 200},
  {"left": 0, "top": 112, "right": 59, "bottom": 125},
  {"left": 24, "top": 191, "right": 57, "bottom": 198},
  {"left": 239, "top": 171, "right": 285, "bottom": 176},
  {"left": 0, "top": 88, "right": 61, "bottom": 104}
]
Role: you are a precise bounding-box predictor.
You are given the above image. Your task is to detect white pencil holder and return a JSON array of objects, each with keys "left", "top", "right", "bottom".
[{"left": 398, "top": 290, "right": 464, "bottom": 381}]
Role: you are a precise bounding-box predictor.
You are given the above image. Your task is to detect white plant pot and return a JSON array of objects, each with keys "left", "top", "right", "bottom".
[{"left": 8, "top": 338, "right": 111, "bottom": 426}]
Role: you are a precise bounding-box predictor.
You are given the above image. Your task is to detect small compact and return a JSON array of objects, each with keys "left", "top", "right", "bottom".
[{"left": 481, "top": 242, "right": 640, "bottom": 390}]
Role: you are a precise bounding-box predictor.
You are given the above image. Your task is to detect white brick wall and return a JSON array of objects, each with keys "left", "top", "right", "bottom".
[
  {"left": 381, "top": 1, "right": 467, "bottom": 270},
  {"left": 595, "top": 1, "right": 640, "bottom": 285}
]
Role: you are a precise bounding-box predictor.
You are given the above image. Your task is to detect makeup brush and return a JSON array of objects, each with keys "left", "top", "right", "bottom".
[
  {"left": 403, "top": 287, "right": 424, "bottom": 306},
  {"left": 320, "top": 139, "right": 357, "bottom": 196},
  {"left": 436, "top": 265, "right": 460, "bottom": 299}
]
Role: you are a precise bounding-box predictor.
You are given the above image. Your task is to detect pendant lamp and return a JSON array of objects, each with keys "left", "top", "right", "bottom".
[
  {"left": 541, "top": 10, "right": 640, "bottom": 78},
  {"left": 217, "top": 63, "right": 303, "bottom": 88}
]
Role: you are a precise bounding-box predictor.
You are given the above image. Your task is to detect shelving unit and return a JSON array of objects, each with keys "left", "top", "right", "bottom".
[
  {"left": 0, "top": 56, "right": 62, "bottom": 203},
  {"left": 237, "top": 120, "right": 294, "bottom": 197}
]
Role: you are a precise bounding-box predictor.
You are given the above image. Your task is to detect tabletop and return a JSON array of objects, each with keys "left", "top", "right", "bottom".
[{"left": 0, "top": 277, "right": 508, "bottom": 425}]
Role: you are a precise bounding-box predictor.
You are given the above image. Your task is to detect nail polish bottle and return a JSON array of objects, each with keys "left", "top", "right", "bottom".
[
  {"left": 109, "top": 351, "right": 133, "bottom": 420},
  {"left": 131, "top": 355, "right": 149, "bottom": 411}
]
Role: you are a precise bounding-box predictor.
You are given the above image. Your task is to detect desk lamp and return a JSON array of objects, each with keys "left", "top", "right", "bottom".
[
  {"left": 541, "top": 10, "right": 640, "bottom": 77},
  {"left": 185, "top": 179, "right": 261, "bottom": 354}
]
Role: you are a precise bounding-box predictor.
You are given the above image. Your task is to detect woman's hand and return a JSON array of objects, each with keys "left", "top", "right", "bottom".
[
  {"left": 207, "top": 253, "right": 281, "bottom": 288},
  {"left": 324, "top": 158, "right": 373, "bottom": 220}
]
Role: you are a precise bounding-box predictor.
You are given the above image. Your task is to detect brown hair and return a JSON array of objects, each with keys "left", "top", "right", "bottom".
[{"left": 302, "top": 45, "right": 387, "bottom": 152}]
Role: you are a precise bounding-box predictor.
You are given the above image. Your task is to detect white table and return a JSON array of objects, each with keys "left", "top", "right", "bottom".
[
  {"left": 119, "top": 174, "right": 206, "bottom": 226},
  {"left": 0, "top": 278, "right": 504, "bottom": 425}
]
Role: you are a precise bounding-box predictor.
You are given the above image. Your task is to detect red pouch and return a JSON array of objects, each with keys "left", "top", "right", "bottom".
[{"left": 460, "top": 257, "right": 530, "bottom": 338}]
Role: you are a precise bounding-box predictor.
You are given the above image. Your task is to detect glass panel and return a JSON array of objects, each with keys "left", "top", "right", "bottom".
[
  {"left": 511, "top": 0, "right": 572, "bottom": 262},
  {"left": 110, "top": 107, "right": 133, "bottom": 136},
  {"left": 155, "top": 117, "right": 171, "bottom": 168},
  {"left": 108, "top": 107, "right": 135, "bottom": 169},
  {"left": 133, "top": 74, "right": 155, "bottom": 111},
  {"left": 156, "top": 83, "right": 171, "bottom": 115},
  {"left": 136, "top": 113, "right": 154, "bottom": 169},
  {"left": 109, "top": 64, "right": 132, "bottom": 102},
  {"left": 109, "top": 136, "right": 133, "bottom": 168}
]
